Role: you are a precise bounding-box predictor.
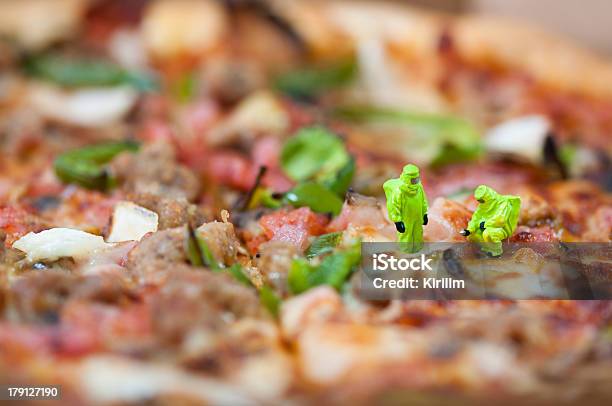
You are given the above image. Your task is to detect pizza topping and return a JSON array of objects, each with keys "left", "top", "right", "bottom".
[
  {"left": 239, "top": 167, "right": 273, "bottom": 211},
  {"left": 196, "top": 221, "right": 242, "bottom": 267},
  {"left": 54, "top": 140, "right": 140, "bottom": 191},
  {"left": 10, "top": 271, "right": 135, "bottom": 325},
  {"left": 126, "top": 227, "right": 187, "bottom": 279},
  {"left": 327, "top": 191, "right": 396, "bottom": 242},
  {"left": 516, "top": 188, "right": 557, "bottom": 227},
  {"left": 183, "top": 223, "right": 253, "bottom": 290},
  {"left": 80, "top": 241, "right": 136, "bottom": 276},
  {"left": 12, "top": 228, "right": 110, "bottom": 262},
  {"left": 0, "top": 205, "right": 49, "bottom": 247},
  {"left": 559, "top": 144, "right": 602, "bottom": 178},
  {"left": 107, "top": 201, "right": 159, "bottom": 243},
  {"left": 28, "top": 84, "right": 140, "bottom": 127},
  {"left": 206, "top": 151, "right": 259, "bottom": 191},
  {"left": 426, "top": 162, "right": 538, "bottom": 199},
  {"left": 284, "top": 182, "right": 344, "bottom": 215},
  {"left": 185, "top": 224, "right": 218, "bottom": 269},
  {"left": 337, "top": 106, "right": 482, "bottom": 166},
  {"left": 45, "top": 188, "right": 119, "bottom": 234},
  {"left": 280, "top": 286, "right": 344, "bottom": 340},
  {"left": 281, "top": 126, "right": 351, "bottom": 184},
  {"left": 422, "top": 198, "right": 471, "bottom": 242},
  {"left": 207, "top": 91, "right": 289, "bottom": 147},
  {"left": 305, "top": 232, "right": 343, "bottom": 260},
  {"left": 510, "top": 225, "right": 558, "bottom": 242},
  {"left": 327, "top": 157, "right": 357, "bottom": 197},
  {"left": 484, "top": 115, "right": 551, "bottom": 163},
  {"left": 278, "top": 126, "right": 353, "bottom": 214},
  {"left": 10, "top": 271, "right": 75, "bottom": 325},
  {"left": 23, "top": 53, "right": 156, "bottom": 90},
  {"left": 110, "top": 141, "right": 200, "bottom": 201},
  {"left": 259, "top": 207, "right": 329, "bottom": 252},
  {"left": 582, "top": 206, "right": 612, "bottom": 242},
  {"left": 127, "top": 193, "right": 206, "bottom": 230},
  {"left": 256, "top": 241, "right": 300, "bottom": 296},
  {"left": 149, "top": 269, "right": 263, "bottom": 344},
  {"left": 202, "top": 59, "right": 266, "bottom": 105},
  {"left": 259, "top": 285, "right": 282, "bottom": 317},
  {"left": 288, "top": 241, "right": 361, "bottom": 294},
  {"left": 547, "top": 180, "right": 610, "bottom": 237},
  {"left": 274, "top": 58, "right": 357, "bottom": 100}
]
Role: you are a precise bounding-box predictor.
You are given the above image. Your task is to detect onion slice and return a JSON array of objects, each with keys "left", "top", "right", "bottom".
[
  {"left": 13, "top": 228, "right": 110, "bottom": 262},
  {"left": 107, "top": 201, "right": 159, "bottom": 243},
  {"left": 28, "top": 83, "right": 138, "bottom": 127},
  {"left": 484, "top": 115, "right": 550, "bottom": 163}
]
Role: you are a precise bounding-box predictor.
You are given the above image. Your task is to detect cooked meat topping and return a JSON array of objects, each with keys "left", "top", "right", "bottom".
[
  {"left": 256, "top": 241, "right": 299, "bottom": 296},
  {"left": 203, "top": 58, "right": 265, "bottom": 105},
  {"left": 126, "top": 227, "right": 187, "bottom": 279},
  {"left": 9, "top": 271, "right": 134, "bottom": 325},
  {"left": 110, "top": 141, "right": 200, "bottom": 202},
  {"left": 196, "top": 221, "right": 242, "bottom": 266},
  {"left": 9, "top": 271, "right": 73, "bottom": 324},
  {"left": 517, "top": 188, "right": 557, "bottom": 227},
  {"left": 149, "top": 269, "right": 264, "bottom": 345},
  {"left": 128, "top": 192, "right": 207, "bottom": 230}
]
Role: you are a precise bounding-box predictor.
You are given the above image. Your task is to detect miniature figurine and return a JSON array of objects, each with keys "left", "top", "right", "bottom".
[
  {"left": 383, "top": 164, "right": 428, "bottom": 253},
  {"left": 460, "top": 185, "right": 521, "bottom": 257}
]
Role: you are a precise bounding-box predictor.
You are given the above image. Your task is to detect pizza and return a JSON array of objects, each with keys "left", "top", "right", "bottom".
[{"left": 0, "top": 0, "right": 610, "bottom": 404}]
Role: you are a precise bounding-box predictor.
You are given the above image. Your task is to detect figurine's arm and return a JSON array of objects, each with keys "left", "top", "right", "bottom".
[
  {"left": 466, "top": 209, "right": 480, "bottom": 233},
  {"left": 385, "top": 189, "right": 406, "bottom": 233},
  {"left": 386, "top": 192, "right": 402, "bottom": 223},
  {"left": 461, "top": 207, "right": 482, "bottom": 237},
  {"left": 421, "top": 191, "right": 429, "bottom": 225}
]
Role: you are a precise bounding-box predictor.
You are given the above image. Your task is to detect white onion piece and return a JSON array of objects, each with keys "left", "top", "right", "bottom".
[
  {"left": 28, "top": 84, "right": 138, "bottom": 127},
  {"left": 107, "top": 201, "right": 159, "bottom": 243},
  {"left": 13, "top": 228, "right": 110, "bottom": 262},
  {"left": 485, "top": 115, "right": 551, "bottom": 163}
]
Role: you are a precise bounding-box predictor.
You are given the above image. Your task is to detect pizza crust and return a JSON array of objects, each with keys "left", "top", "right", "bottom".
[
  {"left": 0, "top": 0, "right": 88, "bottom": 50},
  {"left": 453, "top": 14, "right": 612, "bottom": 98},
  {"left": 273, "top": 0, "right": 612, "bottom": 99}
]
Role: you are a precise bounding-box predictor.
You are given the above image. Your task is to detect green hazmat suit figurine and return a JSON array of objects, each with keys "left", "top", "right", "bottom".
[
  {"left": 383, "top": 164, "right": 429, "bottom": 253},
  {"left": 460, "top": 185, "right": 521, "bottom": 257}
]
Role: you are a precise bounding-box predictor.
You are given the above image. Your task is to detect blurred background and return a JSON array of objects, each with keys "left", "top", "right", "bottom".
[{"left": 408, "top": 0, "right": 612, "bottom": 55}]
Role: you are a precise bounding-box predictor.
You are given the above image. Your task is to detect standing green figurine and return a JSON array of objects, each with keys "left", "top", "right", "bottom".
[
  {"left": 383, "top": 164, "right": 429, "bottom": 253},
  {"left": 460, "top": 185, "right": 521, "bottom": 257}
]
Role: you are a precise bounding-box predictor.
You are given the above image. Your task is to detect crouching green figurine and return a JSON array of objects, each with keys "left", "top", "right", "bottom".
[
  {"left": 383, "top": 164, "right": 428, "bottom": 253},
  {"left": 460, "top": 185, "right": 521, "bottom": 257}
]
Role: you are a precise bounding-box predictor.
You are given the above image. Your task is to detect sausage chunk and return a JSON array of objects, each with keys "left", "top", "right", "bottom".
[{"left": 111, "top": 141, "right": 200, "bottom": 201}]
